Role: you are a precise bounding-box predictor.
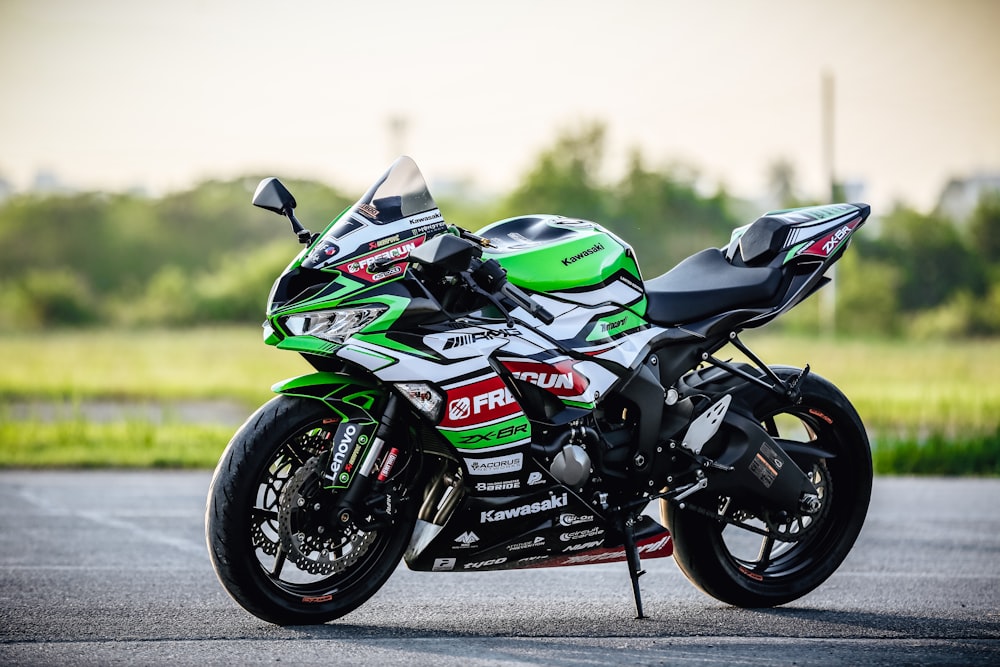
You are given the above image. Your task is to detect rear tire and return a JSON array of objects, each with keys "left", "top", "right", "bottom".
[
  {"left": 664, "top": 371, "right": 872, "bottom": 607},
  {"left": 206, "top": 395, "right": 416, "bottom": 625}
]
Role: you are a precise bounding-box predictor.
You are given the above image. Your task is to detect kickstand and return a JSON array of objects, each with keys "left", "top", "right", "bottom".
[{"left": 621, "top": 514, "right": 647, "bottom": 619}]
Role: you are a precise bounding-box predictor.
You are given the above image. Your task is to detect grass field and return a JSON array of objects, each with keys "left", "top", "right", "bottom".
[{"left": 1, "top": 327, "right": 998, "bottom": 472}]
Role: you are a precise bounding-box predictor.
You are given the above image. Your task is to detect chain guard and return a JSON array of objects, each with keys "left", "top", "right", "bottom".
[{"left": 277, "top": 455, "right": 377, "bottom": 576}]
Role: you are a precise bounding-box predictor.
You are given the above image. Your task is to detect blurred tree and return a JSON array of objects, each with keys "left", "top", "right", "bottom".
[
  {"left": 1, "top": 269, "right": 98, "bottom": 329},
  {"left": 835, "top": 250, "right": 902, "bottom": 336},
  {"left": 0, "top": 177, "right": 350, "bottom": 328},
  {"left": 968, "top": 191, "right": 1000, "bottom": 265},
  {"left": 869, "top": 206, "right": 987, "bottom": 312},
  {"left": 612, "top": 150, "right": 737, "bottom": 274}
]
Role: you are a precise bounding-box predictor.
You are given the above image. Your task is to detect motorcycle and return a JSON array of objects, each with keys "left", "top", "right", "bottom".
[{"left": 206, "top": 156, "right": 873, "bottom": 624}]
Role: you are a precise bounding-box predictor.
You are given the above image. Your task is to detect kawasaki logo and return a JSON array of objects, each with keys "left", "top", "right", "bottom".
[
  {"left": 561, "top": 243, "right": 604, "bottom": 266},
  {"left": 480, "top": 493, "right": 568, "bottom": 523}
]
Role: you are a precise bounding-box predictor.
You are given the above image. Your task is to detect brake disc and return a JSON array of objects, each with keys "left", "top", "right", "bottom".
[{"left": 277, "top": 455, "right": 377, "bottom": 576}]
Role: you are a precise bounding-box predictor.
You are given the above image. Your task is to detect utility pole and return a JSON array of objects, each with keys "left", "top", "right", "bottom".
[{"left": 819, "top": 70, "right": 837, "bottom": 337}]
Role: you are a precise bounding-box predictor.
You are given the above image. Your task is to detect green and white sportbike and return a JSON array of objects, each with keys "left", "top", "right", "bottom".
[{"left": 206, "top": 156, "right": 873, "bottom": 624}]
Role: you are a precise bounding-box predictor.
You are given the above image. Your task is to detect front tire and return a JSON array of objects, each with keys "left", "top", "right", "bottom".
[
  {"left": 664, "top": 371, "right": 872, "bottom": 607},
  {"left": 206, "top": 395, "right": 416, "bottom": 625}
]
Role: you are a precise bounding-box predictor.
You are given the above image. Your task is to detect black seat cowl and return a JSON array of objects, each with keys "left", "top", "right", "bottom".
[
  {"left": 644, "top": 248, "right": 782, "bottom": 325},
  {"left": 735, "top": 203, "right": 870, "bottom": 265}
]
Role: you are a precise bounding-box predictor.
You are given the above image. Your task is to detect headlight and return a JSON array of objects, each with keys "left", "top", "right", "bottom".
[{"left": 282, "top": 306, "right": 386, "bottom": 343}]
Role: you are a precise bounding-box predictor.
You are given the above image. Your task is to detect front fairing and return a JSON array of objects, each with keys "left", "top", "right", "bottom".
[{"left": 264, "top": 157, "right": 449, "bottom": 346}]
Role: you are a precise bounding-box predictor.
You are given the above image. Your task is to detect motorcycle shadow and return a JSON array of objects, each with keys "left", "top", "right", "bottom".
[{"left": 270, "top": 605, "right": 998, "bottom": 641}]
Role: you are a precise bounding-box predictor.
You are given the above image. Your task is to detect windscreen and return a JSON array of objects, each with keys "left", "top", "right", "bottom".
[{"left": 302, "top": 156, "right": 447, "bottom": 276}]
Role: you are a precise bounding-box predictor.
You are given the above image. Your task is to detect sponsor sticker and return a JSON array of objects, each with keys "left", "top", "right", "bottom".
[
  {"left": 558, "top": 513, "right": 594, "bottom": 527},
  {"left": 475, "top": 479, "right": 521, "bottom": 492},
  {"left": 501, "top": 359, "right": 589, "bottom": 397},
  {"left": 555, "top": 535, "right": 672, "bottom": 565},
  {"left": 507, "top": 536, "right": 546, "bottom": 552},
  {"left": 334, "top": 236, "right": 424, "bottom": 284},
  {"left": 466, "top": 453, "right": 523, "bottom": 476},
  {"left": 440, "top": 376, "right": 522, "bottom": 429},
  {"left": 453, "top": 531, "right": 480, "bottom": 548},
  {"left": 463, "top": 557, "right": 507, "bottom": 570},
  {"left": 326, "top": 422, "right": 373, "bottom": 488},
  {"left": 432, "top": 558, "right": 456, "bottom": 571},
  {"left": 559, "top": 526, "right": 604, "bottom": 542},
  {"left": 562, "top": 539, "right": 604, "bottom": 552}
]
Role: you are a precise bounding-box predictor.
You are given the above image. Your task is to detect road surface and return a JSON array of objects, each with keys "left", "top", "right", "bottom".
[{"left": 1, "top": 471, "right": 997, "bottom": 665}]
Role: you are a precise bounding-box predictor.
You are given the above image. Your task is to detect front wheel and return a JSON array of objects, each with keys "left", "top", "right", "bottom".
[
  {"left": 206, "top": 394, "right": 417, "bottom": 625},
  {"left": 664, "top": 371, "right": 872, "bottom": 607}
]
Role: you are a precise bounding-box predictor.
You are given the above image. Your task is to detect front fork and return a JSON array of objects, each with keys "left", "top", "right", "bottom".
[{"left": 333, "top": 394, "right": 402, "bottom": 530}]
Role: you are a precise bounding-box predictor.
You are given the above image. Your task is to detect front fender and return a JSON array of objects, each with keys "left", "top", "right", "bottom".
[{"left": 272, "top": 372, "right": 384, "bottom": 416}]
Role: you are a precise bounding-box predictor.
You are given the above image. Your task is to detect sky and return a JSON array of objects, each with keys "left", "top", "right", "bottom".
[{"left": 1, "top": 0, "right": 998, "bottom": 214}]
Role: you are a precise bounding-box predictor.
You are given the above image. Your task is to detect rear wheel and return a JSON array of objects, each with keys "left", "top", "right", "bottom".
[
  {"left": 664, "top": 371, "right": 872, "bottom": 607},
  {"left": 206, "top": 395, "right": 416, "bottom": 625}
]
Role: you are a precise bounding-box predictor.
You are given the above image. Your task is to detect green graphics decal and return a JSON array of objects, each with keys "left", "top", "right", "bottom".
[
  {"left": 436, "top": 373, "right": 530, "bottom": 451},
  {"left": 585, "top": 310, "right": 647, "bottom": 343}
]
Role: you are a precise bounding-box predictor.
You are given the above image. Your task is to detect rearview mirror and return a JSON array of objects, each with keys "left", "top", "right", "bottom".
[{"left": 252, "top": 178, "right": 296, "bottom": 215}]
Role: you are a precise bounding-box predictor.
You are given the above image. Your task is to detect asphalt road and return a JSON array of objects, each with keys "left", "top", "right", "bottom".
[{"left": 1, "top": 471, "right": 998, "bottom": 666}]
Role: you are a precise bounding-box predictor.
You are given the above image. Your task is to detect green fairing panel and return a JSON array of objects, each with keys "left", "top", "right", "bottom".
[
  {"left": 272, "top": 372, "right": 382, "bottom": 413},
  {"left": 479, "top": 216, "right": 641, "bottom": 292}
]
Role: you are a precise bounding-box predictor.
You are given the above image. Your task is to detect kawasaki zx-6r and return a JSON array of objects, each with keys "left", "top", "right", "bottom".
[{"left": 206, "top": 156, "right": 873, "bottom": 624}]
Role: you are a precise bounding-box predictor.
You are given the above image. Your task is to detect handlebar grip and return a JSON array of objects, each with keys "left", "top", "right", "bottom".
[{"left": 500, "top": 282, "right": 555, "bottom": 325}]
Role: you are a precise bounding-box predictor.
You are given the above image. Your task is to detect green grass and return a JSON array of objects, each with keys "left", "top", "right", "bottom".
[
  {"left": 0, "top": 418, "right": 233, "bottom": 468},
  {"left": 1, "top": 327, "right": 998, "bottom": 472},
  {"left": 0, "top": 326, "right": 308, "bottom": 407},
  {"left": 740, "top": 332, "right": 1000, "bottom": 439},
  {"left": 871, "top": 428, "right": 1000, "bottom": 476}
]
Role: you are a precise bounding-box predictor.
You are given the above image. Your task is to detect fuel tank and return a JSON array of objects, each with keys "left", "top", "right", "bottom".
[{"left": 478, "top": 215, "right": 646, "bottom": 312}]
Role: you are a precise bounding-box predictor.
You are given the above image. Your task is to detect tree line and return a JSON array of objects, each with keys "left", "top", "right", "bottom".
[{"left": 1, "top": 121, "right": 998, "bottom": 337}]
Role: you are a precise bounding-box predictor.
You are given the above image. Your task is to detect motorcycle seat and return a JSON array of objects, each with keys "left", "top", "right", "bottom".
[{"left": 644, "top": 248, "right": 782, "bottom": 324}]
